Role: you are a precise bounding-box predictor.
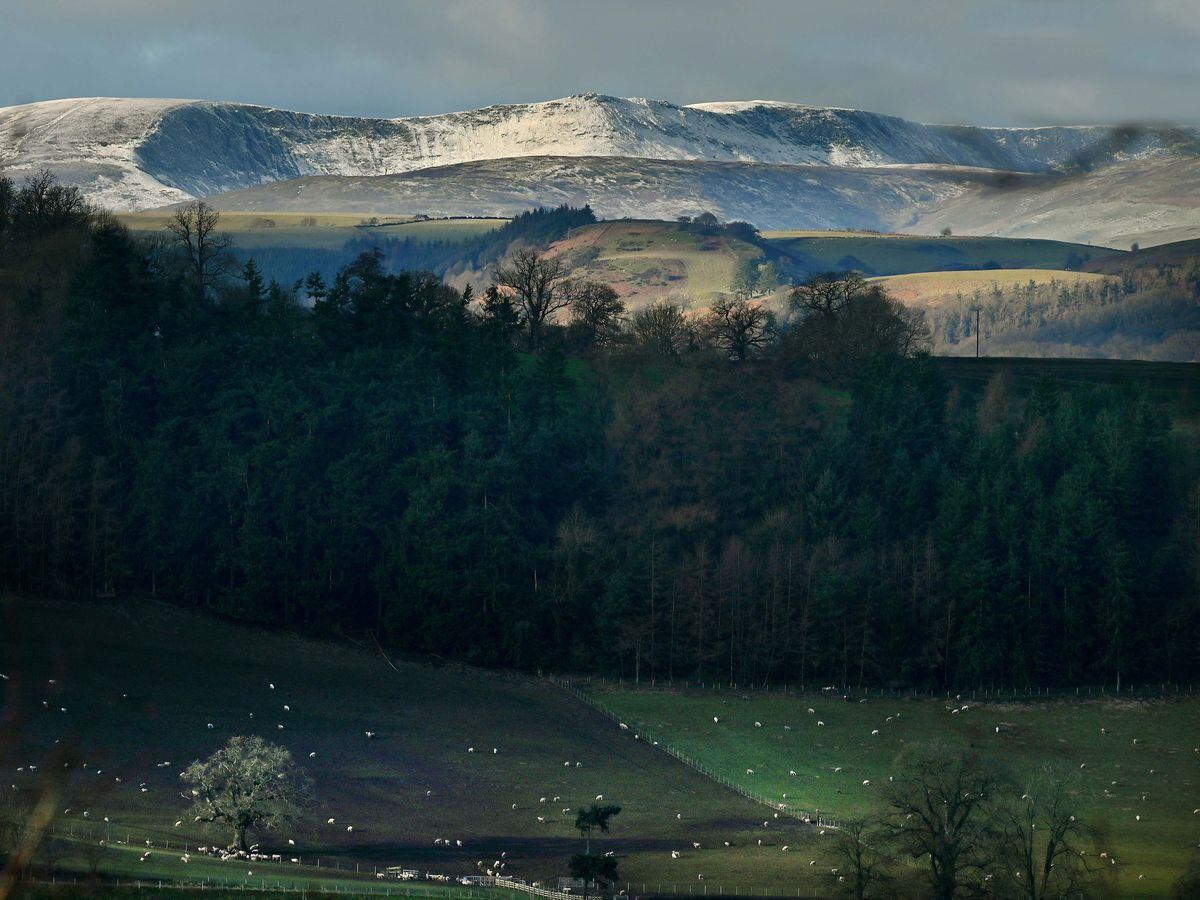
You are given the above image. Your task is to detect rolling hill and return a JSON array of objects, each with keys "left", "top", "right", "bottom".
[
  {"left": 5, "top": 596, "right": 1199, "bottom": 897},
  {"left": 595, "top": 683, "right": 1200, "bottom": 898},
  {"left": 0, "top": 597, "right": 829, "bottom": 893},
  {"left": 3, "top": 94, "right": 1199, "bottom": 247}
]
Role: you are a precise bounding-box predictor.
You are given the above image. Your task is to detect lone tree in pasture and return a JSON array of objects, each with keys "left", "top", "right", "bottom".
[
  {"left": 881, "top": 743, "right": 1008, "bottom": 900},
  {"left": 574, "top": 803, "right": 621, "bottom": 853},
  {"left": 166, "top": 200, "right": 233, "bottom": 302},
  {"left": 569, "top": 852, "right": 618, "bottom": 900},
  {"left": 492, "top": 247, "right": 572, "bottom": 351},
  {"left": 180, "top": 736, "right": 310, "bottom": 851},
  {"left": 995, "top": 767, "right": 1096, "bottom": 899}
]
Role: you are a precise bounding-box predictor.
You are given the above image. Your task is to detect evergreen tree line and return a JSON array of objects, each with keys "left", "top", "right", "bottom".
[{"left": 1, "top": 173, "right": 1197, "bottom": 689}]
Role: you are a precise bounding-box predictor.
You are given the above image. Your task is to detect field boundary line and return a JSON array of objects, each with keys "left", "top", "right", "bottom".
[{"left": 546, "top": 676, "right": 839, "bottom": 831}]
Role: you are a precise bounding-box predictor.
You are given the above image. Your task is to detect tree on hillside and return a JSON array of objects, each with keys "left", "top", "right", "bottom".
[
  {"left": 629, "top": 300, "right": 693, "bottom": 358},
  {"left": 996, "top": 767, "right": 1095, "bottom": 899},
  {"left": 786, "top": 272, "right": 930, "bottom": 378},
  {"left": 166, "top": 200, "right": 233, "bottom": 302},
  {"left": 180, "top": 736, "right": 310, "bottom": 851},
  {"left": 570, "top": 853, "right": 618, "bottom": 900},
  {"left": 492, "top": 248, "right": 572, "bottom": 351},
  {"left": 831, "top": 818, "right": 893, "bottom": 899},
  {"left": 706, "top": 295, "right": 773, "bottom": 361},
  {"left": 574, "top": 803, "right": 621, "bottom": 853},
  {"left": 478, "top": 284, "right": 523, "bottom": 345},
  {"left": 881, "top": 743, "right": 1008, "bottom": 900},
  {"left": 568, "top": 280, "right": 625, "bottom": 350}
]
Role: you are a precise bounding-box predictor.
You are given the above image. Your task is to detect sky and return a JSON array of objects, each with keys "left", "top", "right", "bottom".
[{"left": 3, "top": 0, "right": 1198, "bottom": 126}]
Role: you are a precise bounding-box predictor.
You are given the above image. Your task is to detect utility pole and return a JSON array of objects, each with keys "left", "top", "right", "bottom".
[{"left": 972, "top": 307, "right": 981, "bottom": 358}]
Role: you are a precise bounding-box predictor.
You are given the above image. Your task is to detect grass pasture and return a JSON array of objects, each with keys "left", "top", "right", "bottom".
[
  {"left": 870, "top": 268, "right": 1113, "bottom": 307},
  {"left": 8, "top": 595, "right": 1199, "bottom": 896},
  {"left": 595, "top": 685, "right": 1200, "bottom": 897},
  {"left": 764, "top": 233, "right": 1124, "bottom": 277},
  {"left": 2, "top": 598, "right": 839, "bottom": 896},
  {"left": 117, "top": 213, "right": 505, "bottom": 251},
  {"left": 548, "top": 221, "right": 763, "bottom": 308}
]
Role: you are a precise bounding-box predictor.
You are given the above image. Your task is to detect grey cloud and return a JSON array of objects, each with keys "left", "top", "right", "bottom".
[{"left": 2, "top": 0, "right": 1196, "bottom": 126}]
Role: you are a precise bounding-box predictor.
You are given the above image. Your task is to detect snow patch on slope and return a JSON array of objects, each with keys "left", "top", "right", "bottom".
[{"left": 2, "top": 93, "right": 1198, "bottom": 213}]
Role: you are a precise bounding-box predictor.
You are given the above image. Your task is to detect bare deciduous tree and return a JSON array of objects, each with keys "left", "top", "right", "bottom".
[
  {"left": 997, "top": 767, "right": 1096, "bottom": 900},
  {"left": 629, "top": 300, "right": 694, "bottom": 358},
  {"left": 493, "top": 248, "right": 572, "bottom": 351},
  {"left": 881, "top": 743, "right": 1008, "bottom": 900},
  {"left": 831, "top": 817, "right": 893, "bottom": 899},
  {"left": 786, "top": 272, "right": 931, "bottom": 376},
  {"left": 568, "top": 280, "right": 625, "bottom": 349},
  {"left": 706, "top": 295, "right": 773, "bottom": 361},
  {"left": 180, "top": 736, "right": 310, "bottom": 851},
  {"left": 166, "top": 200, "right": 233, "bottom": 301}
]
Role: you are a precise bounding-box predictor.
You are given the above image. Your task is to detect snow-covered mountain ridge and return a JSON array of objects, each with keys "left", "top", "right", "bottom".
[{"left": 2, "top": 94, "right": 1196, "bottom": 211}]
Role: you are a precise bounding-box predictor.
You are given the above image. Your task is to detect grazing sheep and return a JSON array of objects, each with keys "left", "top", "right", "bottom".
[
  {"left": 671, "top": 851, "right": 680, "bottom": 859},
  {"left": 692, "top": 842, "right": 700, "bottom": 849},
  {"left": 365, "top": 731, "right": 376, "bottom": 739}
]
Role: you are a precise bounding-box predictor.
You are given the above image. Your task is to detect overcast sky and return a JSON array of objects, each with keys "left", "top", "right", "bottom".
[{"left": 4, "top": 0, "right": 1197, "bottom": 126}]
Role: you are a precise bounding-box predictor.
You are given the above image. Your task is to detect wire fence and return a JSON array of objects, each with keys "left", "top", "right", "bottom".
[
  {"left": 556, "top": 674, "right": 1199, "bottom": 703},
  {"left": 546, "top": 676, "right": 839, "bottom": 831},
  {"left": 23, "top": 876, "right": 497, "bottom": 896},
  {"left": 36, "top": 822, "right": 508, "bottom": 897}
]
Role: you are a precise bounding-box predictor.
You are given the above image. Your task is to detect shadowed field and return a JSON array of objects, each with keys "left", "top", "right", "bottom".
[{"left": 1, "top": 599, "right": 840, "bottom": 895}]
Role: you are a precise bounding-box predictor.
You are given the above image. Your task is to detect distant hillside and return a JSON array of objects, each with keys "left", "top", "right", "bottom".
[
  {"left": 184, "top": 156, "right": 990, "bottom": 232},
  {"left": 1084, "top": 235, "right": 1200, "bottom": 273},
  {"left": 544, "top": 220, "right": 765, "bottom": 308},
  {"left": 5, "top": 94, "right": 1197, "bottom": 212},
  {"left": 764, "top": 232, "right": 1122, "bottom": 276}
]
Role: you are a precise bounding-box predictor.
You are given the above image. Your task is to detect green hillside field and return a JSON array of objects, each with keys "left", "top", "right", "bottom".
[
  {"left": 594, "top": 683, "right": 1200, "bottom": 898},
  {"left": 763, "top": 232, "right": 1125, "bottom": 277},
  {"left": 1, "top": 598, "right": 836, "bottom": 896}
]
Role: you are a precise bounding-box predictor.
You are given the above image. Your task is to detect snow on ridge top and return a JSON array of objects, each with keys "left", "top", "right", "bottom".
[
  {"left": 687, "top": 100, "right": 855, "bottom": 114},
  {"left": 5, "top": 94, "right": 1198, "bottom": 212}
]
